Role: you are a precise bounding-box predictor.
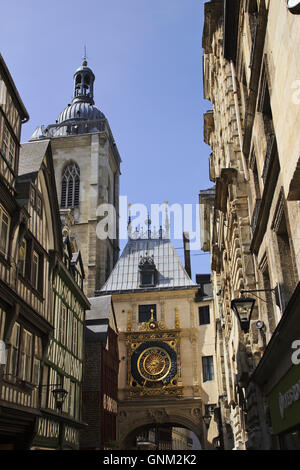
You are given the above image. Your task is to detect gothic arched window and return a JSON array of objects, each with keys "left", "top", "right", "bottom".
[{"left": 61, "top": 162, "right": 80, "bottom": 208}]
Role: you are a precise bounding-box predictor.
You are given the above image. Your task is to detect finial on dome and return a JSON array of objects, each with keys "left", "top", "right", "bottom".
[{"left": 82, "top": 45, "right": 88, "bottom": 66}]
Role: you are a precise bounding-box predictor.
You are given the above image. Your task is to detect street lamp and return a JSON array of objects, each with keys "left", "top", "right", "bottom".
[
  {"left": 231, "top": 297, "right": 256, "bottom": 333},
  {"left": 52, "top": 387, "right": 68, "bottom": 412}
]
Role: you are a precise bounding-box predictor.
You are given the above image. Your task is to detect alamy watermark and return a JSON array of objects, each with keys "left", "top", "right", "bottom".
[
  {"left": 291, "top": 339, "right": 300, "bottom": 365},
  {"left": 95, "top": 197, "right": 201, "bottom": 250}
]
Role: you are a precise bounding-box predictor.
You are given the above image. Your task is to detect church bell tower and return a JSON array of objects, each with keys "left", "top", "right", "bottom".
[{"left": 29, "top": 58, "right": 121, "bottom": 296}]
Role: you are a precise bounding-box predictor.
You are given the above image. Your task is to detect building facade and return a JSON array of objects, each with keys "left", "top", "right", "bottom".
[
  {"left": 29, "top": 59, "right": 121, "bottom": 297},
  {"left": 97, "top": 224, "right": 219, "bottom": 450},
  {"left": 0, "top": 56, "right": 89, "bottom": 449},
  {"left": 200, "top": 0, "right": 300, "bottom": 450},
  {"left": 80, "top": 295, "right": 119, "bottom": 450}
]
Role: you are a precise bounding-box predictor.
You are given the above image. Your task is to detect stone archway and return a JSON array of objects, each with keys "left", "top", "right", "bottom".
[{"left": 117, "top": 398, "right": 208, "bottom": 450}]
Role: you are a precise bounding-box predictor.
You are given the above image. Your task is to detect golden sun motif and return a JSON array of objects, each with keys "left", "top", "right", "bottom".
[
  {"left": 143, "top": 353, "right": 165, "bottom": 375},
  {"left": 137, "top": 347, "right": 172, "bottom": 382}
]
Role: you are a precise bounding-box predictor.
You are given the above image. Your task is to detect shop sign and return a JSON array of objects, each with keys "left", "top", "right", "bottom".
[{"left": 269, "top": 364, "right": 300, "bottom": 435}]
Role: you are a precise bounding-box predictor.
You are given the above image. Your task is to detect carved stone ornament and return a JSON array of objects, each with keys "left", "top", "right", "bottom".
[
  {"left": 192, "top": 408, "right": 202, "bottom": 419},
  {"left": 146, "top": 408, "right": 168, "bottom": 423}
]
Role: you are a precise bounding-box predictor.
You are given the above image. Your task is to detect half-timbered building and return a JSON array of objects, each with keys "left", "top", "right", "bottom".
[
  {"left": 18, "top": 140, "right": 90, "bottom": 449},
  {"left": 0, "top": 55, "right": 89, "bottom": 449}
]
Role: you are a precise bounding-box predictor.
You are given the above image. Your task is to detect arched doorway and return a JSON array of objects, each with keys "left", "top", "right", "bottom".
[
  {"left": 123, "top": 423, "right": 202, "bottom": 450},
  {"left": 118, "top": 402, "right": 207, "bottom": 450}
]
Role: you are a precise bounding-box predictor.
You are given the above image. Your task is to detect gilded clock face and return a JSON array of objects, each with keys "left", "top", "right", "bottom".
[
  {"left": 131, "top": 341, "right": 177, "bottom": 388},
  {"left": 137, "top": 347, "right": 171, "bottom": 381}
]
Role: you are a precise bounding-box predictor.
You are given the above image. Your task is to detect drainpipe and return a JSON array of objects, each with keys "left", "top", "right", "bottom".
[{"left": 230, "top": 60, "right": 249, "bottom": 182}]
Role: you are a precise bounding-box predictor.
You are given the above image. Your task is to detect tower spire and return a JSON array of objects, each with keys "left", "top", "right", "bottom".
[{"left": 83, "top": 45, "right": 87, "bottom": 66}]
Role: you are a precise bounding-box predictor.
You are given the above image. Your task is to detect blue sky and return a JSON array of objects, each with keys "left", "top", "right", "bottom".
[{"left": 0, "top": 0, "right": 213, "bottom": 280}]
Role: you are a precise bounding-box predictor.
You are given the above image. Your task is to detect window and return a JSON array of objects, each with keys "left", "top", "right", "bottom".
[
  {"left": 20, "top": 239, "right": 43, "bottom": 293},
  {"left": 6, "top": 322, "right": 20, "bottom": 378},
  {"left": 199, "top": 306, "right": 210, "bottom": 325},
  {"left": 8, "top": 139, "right": 16, "bottom": 167},
  {"left": 69, "top": 381, "right": 76, "bottom": 417},
  {"left": 0, "top": 206, "right": 9, "bottom": 256},
  {"left": 138, "top": 304, "right": 157, "bottom": 323},
  {"left": 140, "top": 271, "right": 155, "bottom": 286},
  {"left": 20, "top": 329, "right": 33, "bottom": 382},
  {"left": 139, "top": 254, "right": 157, "bottom": 287},
  {"left": 59, "top": 305, "right": 68, "bottom": 345},
  {"left": 2, "top": 127, "right": 9, "bottom": 158},
  {"left": 6, "top": 323, "right": 41, "bottom": 385},
  {"left": 32, "top": 250, "right": 39, "bottom": 290},
  {"left": 72, "top": 319, "right": 78, "bottom": 356},
  {"left": 1, "top": 125, "right": 16, "bottom": 169},
  {"left": 18, "top": 239, "right": 26, "bottom": 276},
  {"left": 61, "top": 162, "right": 80, "bottom": 208},
  {"left": 202, "top": 356, "right": 214, "bottom": 382},
  {"left": 30, "top": 186, "right": 43, "bottom": 215},
  {"left": 32, "top": 336, "right": 42, "bottom": 385}
]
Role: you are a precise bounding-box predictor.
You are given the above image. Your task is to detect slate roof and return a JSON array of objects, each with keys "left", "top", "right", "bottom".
[
  {"left": 18, "top": 140, "right": 50, "bottom": 177},
  {"left": 98, "top": 237, "right": 197, "bottom": 294},
  {"left": 85, "top": 295, "right": 117, "bottom": 342},
  {"left": 86, "top": 295, "right": 113, "bottom": 322}
]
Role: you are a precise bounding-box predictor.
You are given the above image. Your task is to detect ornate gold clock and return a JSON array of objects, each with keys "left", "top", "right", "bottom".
[
  {"left": 130, "top": 341, "right": 178, "bottom": 389},
  {"left": 137, "top": 346, "right": 171, "bottom": 382}
]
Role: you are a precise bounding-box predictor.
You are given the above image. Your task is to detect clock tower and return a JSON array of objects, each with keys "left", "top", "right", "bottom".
[{"left": 97, "top": 225, "right": 219, "bottom": 449}]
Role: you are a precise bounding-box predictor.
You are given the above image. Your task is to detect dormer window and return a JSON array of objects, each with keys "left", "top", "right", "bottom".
[{"left": 139, "top": 254, "right": 157, "bottom": 287}]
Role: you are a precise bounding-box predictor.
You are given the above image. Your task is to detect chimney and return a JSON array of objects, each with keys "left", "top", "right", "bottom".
[{"left": 183, "top": 232, "right": 192, "bottom": 279}]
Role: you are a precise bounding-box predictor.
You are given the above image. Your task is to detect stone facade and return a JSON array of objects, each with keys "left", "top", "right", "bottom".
[
  {"left": 200, "top": 0, "right": 300, "bottom": 450},
  {"left": 98, "top": 234, "right": 220, "bottom": 449},
  {"left": 51, "top": 129, "right": 120, "bottom": 297}
]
